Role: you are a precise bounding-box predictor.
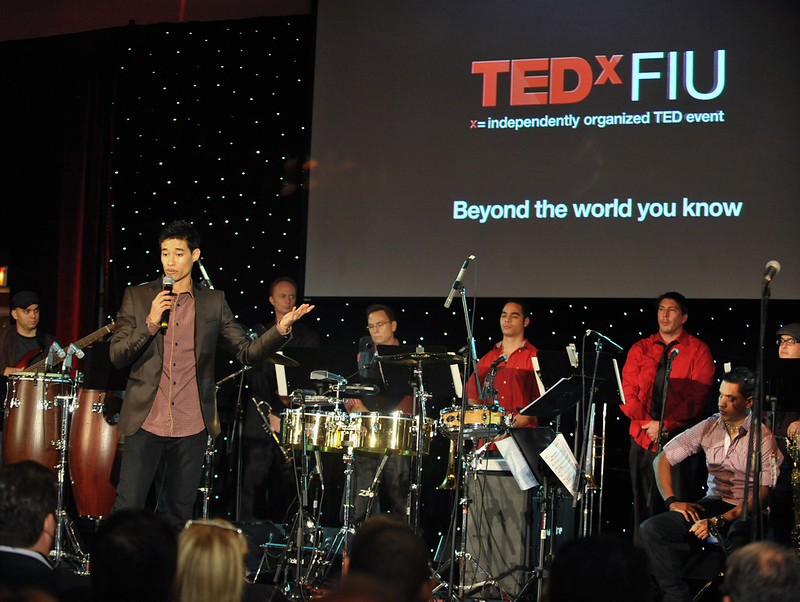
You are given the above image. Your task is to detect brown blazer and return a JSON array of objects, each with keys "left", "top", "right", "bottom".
[{"left": 109, "top": 279, "right": 290, "bottom": 437}]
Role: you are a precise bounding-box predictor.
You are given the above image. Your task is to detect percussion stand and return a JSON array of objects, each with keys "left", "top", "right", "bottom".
[
  {"left": 457, "top": 446, "right": 501, "bottom": 598},
  {"left": 50, "top": 363, "right": 89, "bottom": 573},
  {"left": 305, "top": 432, "right": 358, "bottom": 590}
]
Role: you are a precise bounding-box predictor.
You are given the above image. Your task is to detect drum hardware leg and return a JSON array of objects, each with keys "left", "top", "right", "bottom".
[
  {"left": 408, "top": 360, "right": 431, "bottom": 534},
  {"left": 455, "top": 452, "right": 503, "bottom": 600},
  {"left": 50, "top": 391, "right": 89, "bottom": 573},
  {"left": 362, "top": 449, "right": 391, "bottom": 518},
  {"left": 197, "top": 434, "right": 215, "bottom": 519},
  {"left": 513, "top": 478, "right": 562, "bottom": 602},
  {"left": 301, "top": 443, "right": 357, "bottom": 593}
]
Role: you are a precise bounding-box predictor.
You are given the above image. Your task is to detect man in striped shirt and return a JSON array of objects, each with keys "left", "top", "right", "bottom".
[{"left": 640, "top": 367, "right": 783, "bottom": 602}]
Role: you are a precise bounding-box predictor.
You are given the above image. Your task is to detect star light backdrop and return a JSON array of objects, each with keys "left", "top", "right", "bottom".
[{"left": 2, "top": 15, "right": 796, "bottom": 546}]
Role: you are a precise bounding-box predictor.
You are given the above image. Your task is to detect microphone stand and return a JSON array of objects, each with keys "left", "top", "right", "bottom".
[
  {"left": 446, "top": 284, "right": 478, "bottom": 601},
  {"left": 575, "top": 337, "right": 605, "bottom": 535},
  {"left": 743, "top": 275, "right": 771, "bottom": 536}
]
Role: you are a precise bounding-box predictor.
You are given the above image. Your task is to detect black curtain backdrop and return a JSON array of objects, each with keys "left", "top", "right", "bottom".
[{"left": 1, "top": 15, "right": 796, "bottom": 548}]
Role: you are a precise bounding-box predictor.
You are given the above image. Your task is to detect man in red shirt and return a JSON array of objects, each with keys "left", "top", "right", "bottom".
[
  {"left": 621, "top": 292, "right": 714, "bottom": 545},
  {"left": 467, "top": 299, "right": 541, "bottom": 427}
]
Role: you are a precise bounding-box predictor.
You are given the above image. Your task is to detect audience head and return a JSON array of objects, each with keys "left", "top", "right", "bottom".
[
  {"left": 722, "top": 540, "right": 800, "bottom": 602},
  {"left": 0, "top": 461, "right": 57, "bottom": 552},
  {"left": 177, "top": 518, "right": 248, "bottom": 602},
  {"left": 90, "top": 509, "right": 177, "bottom": 602},
  {"left": 547, "top": 534, "right": 650, "bottom": 602},
  {"left": 344, "top": 515, "right": 431, "bottom": 602}
]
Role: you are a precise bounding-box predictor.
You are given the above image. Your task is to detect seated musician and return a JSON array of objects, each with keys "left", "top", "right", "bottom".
[
  {"left": 640, "top": 367, "right": 783, "bottom": 602},
  {"left": 0, "top": 291, "right": 59, "bottom": 377},
  {"left": 465, "top": 299, "right": 541, "bottom": 429},
  {"left": 343, "top": 304, "right": 413, "bottom": 524}
]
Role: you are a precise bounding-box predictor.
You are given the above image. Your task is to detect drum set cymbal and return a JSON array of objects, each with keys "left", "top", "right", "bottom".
[
  {"left": 266, "top": 351, "right": 299, "bottom": 367},
  {"left": 376, "top": 351, "right": 463, "bottom": 366}
]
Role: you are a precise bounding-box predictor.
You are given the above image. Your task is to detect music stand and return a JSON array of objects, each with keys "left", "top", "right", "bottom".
[
  {"left": 518, "top": 376, "right": 590, "bottom": 421},
  {"left": 506, "top": 427, "right": 567, "bottom": 602},
  {"left": 534, "top": 350, "right": 577, "bottom": 391}
]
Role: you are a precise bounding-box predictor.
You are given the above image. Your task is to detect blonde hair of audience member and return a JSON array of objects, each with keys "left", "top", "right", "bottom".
[{"left": 177, "top": 519, "right": 248, "bottom": 602}]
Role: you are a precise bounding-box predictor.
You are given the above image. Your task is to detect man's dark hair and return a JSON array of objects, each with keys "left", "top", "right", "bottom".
[
  {"left": 548, "top": 534, "right": 650, "bottom": 602},
  {"left": 0, "top": 461, "right": 57, "bottom": 548},
  {"left": 723, "top": 541, "right": 800, "bottom": 602},
  {"left": 269, "top": 276, "right": 298, "bottom": 296},
  {"left": 656, "top": 291, "right": 688, "bottom": 315},
  {"left": 504, "top": 298, "right": 530, "bottom": 321},
  {"left": 722, "top": 366, "right": 755, "bottom": 400},
  {"left": 158, "top": 219, "right": 201, "bottom": 251},
  {"left": 90, "top": 509, "right": 177, "bottom": 602},
  {"left": 366, "top": 304, "right": 395, "bottom": 322},
  {"left": 347, "top": 515, "right": 430, "bottom": 602}
]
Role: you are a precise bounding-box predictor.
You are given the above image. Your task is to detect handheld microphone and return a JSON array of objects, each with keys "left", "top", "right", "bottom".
[
  {"left": 444, "top": 254, "right": 475, "bottom": 308},
  {"left": 763, "top": 260, "right": 781, "bottom": 284},
  {"left": 160, "top": 275, "right": 175, "bottom": 329},
  {"left": 488, "top": 353, "right": 508, "bottom": 372},
  {"left": 585, "top": 329, "right": 624, "bottom": 355}
]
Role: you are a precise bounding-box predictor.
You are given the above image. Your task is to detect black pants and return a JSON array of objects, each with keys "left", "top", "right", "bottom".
[
  {"left": 112, "top": 428, "right": 208, "bottom": 531},
  {"left": 629, "top": 437, "right": 706, "bottom": 546},
  {"left": 640, "top": 497, "right": 756, "bottom": 602}
]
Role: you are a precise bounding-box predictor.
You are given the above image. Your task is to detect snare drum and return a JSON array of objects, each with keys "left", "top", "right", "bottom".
[
  {"left": 2, "top": 373, "right": 72, "bottom": 471},
  {"left": 439, "top": 405, "right": 508, "bottom": 440},
  {"left": 69, "top": 389, "right": 123, "bottom": 518},
  {"left": 350, "top": 412, "right": 434, "bottom": 456},
  {"left": 281, "top": 408, "right": 347, "bottom": 453}
]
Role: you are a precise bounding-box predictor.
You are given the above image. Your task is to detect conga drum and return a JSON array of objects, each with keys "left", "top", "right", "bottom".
[
  {"left": 68, "top": 389, "right": 124, "bottom": 518},
  {"left": 2, "top": 373, "right": 71, "bottom": 471}
]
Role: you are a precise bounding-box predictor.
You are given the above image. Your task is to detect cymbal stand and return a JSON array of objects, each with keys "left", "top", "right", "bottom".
[
  {"left": 409, "top": 354, "right": 431, "bottom": 532},
  {"left": 270, "top": 392, "right": 314, "bottom": 599},
  {"left": 50, "top": 372, "right": 89, "bottom": 573}
]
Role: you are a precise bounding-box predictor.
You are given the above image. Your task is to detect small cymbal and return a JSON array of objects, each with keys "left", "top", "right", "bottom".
[
  {"left": 267, "top": 352, "right": 299, "bottom": 367},
  {"left": 377, "top": 352, "right": 463, "bottom": 366}
]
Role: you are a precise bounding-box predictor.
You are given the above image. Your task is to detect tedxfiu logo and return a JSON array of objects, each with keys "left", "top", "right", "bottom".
[{"left": 471, "top": 50, "right": 725, "bottom": 106}]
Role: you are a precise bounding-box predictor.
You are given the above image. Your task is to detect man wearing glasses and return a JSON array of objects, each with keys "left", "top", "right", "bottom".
[
  {"left": 344, "top": 304, "right": 413, "bottom": 523},
  {"left": 770, "top": 323, "right": 800, "bottom": 545}
]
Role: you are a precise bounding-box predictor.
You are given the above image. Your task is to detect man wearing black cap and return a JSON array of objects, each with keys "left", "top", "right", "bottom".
[{"left": 0, "top": 291, "right": 58, "bottom": 377}]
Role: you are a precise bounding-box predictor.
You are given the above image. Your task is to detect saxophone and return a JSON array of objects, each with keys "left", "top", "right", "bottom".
[{"left": 785, "top": 435, "right": 800, "bottom": 551}]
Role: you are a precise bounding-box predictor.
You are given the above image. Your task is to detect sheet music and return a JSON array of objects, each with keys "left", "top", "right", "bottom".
[
  {"left": 495, "top": 436, "right": 539, "bottom": 491},
  {"left": 275, "top": 364, "right": 288, "bottom": 397},
  {"left": 539, "top": 433, "right": 581, "bottom": 498},
  {"left": 613, "top": 357, "right": 626, "bottom": 405}
]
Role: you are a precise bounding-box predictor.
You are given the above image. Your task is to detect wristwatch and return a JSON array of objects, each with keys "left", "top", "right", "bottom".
[{"left": 712, "top": 515, "right": 728, "bottom": 531}]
